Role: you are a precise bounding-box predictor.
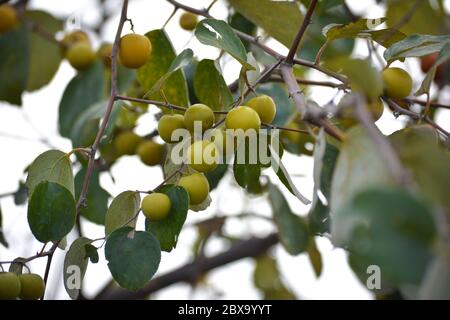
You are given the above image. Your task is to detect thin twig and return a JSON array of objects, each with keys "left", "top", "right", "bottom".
[{"left": 286, "top": 0, "right": 318, "bottom": 64}]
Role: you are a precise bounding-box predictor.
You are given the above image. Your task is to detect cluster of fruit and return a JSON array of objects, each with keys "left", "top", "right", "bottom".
[
  {"left": 140, "top": 94, "right": 276, "bottom": 221},
  {"left": 0, "top": 272, "right": 45, "bottom": 300}
]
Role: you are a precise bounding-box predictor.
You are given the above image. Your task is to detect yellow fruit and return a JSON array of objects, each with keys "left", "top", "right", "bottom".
[
  {"left": 187, "top": 140, "right": 219, "bottom": 173},
  {"left": 0, "top": 5, "right": 18, "bottom": 34},
  {"left": 137, "top": 140, "right": 165, "bottom": 166},
  {"left": 18, "top": 274, "right": 45, "bottom": 300},
  {"left": 61, "top": 30, "right": 90, "bottom": 54},
  {"left": 158, "top": 114, "right": 187, "bottom": 143},
  {"left": 225, "top": 106, "right": 261, "bottom": 132},
  {"left": 178, "top": 173, "right": 209, "bottom": 205},
  {"left": 119, "top": 34, "right": 152, "bottom": 69},
  {"left": 206, "top": 128, "right": 235, "bottom": 160},
  {"left": 66, "top": 42, "right": 96, "bottom": 70},
  {"left": 281, "top": 122, "right": 301, "bottom": 144},
  {"left": 113, "top": 131, "right": 141, "bottom": 156},
  {"left": 0, "top": 272, "right": 21, "bottom": 300},
  {"left": 184, "top": 104, "right": 215, "bottom": 132},
  {"left": 141, "top": 193, "right": 171, "bottom": 221},
  {"left": 97, "top": 42, "right": 113, "bottom": 67},
  {"left": 338, "top": 96, "right": 384, "bottom": 127},
  {"left": 246, "top": 95, "right": 276, "bottom": 123},
  {"left": 382, "top": 67, "right": 413, "bottom": 100},
  {"left": 179, "top": 12, "right": 198, "bottom": 31}
]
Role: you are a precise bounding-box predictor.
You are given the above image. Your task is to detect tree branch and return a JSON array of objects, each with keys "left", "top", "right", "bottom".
[
  {"left": 93, "top": 233, "right": 279, "bottom": 300},
  {"left": 285, "top": 0, "right": 318, "bottom": 64}
]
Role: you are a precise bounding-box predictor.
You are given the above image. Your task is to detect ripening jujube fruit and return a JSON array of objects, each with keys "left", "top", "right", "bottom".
[
  {"left": 178, "top": 173, "right": 210, "bottom": 205},
  {"left": 18, "top": 273, "right": 45, "bottom": 300},
  {"left": 97, "top": 42, "right": 113, "bottom": 68},
  {"left": 187, "top": 140, "right": 219, "bottom": 173},
  {"left": 225, "top": 106, "right": 261, "bottom": 131},
  {"left": 66, "top": 42, "right": 96, "bottom": 70},
  {"left": 158, "top": 114, "right": 186, "bottom": 143},
  {"left": 246, "top": 95, "right": 277, "bottom": 123},
  {"left": 184, "top": 104, "right": 215, "bottom": 132},
  {"left": 0, "top": 272, "right": 21, "bottom": 300},
  {"left": 420, "top": 53, "right": 446, "bottom": 83},
  {"left": 61, "top": 30, "right": 90, "bottom": 55},
  {"left": 137, "top": 140, "right": 165, "bottom": 166},
  {"left": 141, "top": 193, "right": 171, "bottom": 221},
  {"left": 338, "top": 96, "right": 384, "bottom": 128},
  {"left": 179, "top": 12, "right": 198, "bottom": 31},
  {"left": 382, "top": 67, "right": 413, "bottom": 100},
  {"left": 119, "top": 34, "right": 152, "bottom": 69},
  {"left": 0, "top": 4, "right": 18, "bottom": 34},
  {"left": 113, "top": 131, "right": 141, "bottom": 156}
]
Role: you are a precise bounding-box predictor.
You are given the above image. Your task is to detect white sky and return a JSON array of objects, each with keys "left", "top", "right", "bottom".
[{"left": 1, "top": 0, "right": 449, "bottom": 300}]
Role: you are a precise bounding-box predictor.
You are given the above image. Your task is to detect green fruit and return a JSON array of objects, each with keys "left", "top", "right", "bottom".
[
  {"left": 0, "top": 4, "right": 18, "bottom": 34},
  {"left": 18, "top": 273, "right": 45, "bottom": 300},
  {"left": 0, "top": 272, "right": 21, "bottom": 300},
  {"left": 225, "top": 106, "right": 261, "bottom": 131},
  {"left": 113, "top": 131, "right": 141, "bottom": 156},
  {"left": 137, "top": 140, "right": 165, "bottom": 166},
  {"left": 97, "top": 42, "right": 113, "bottom": 68},
  {"left": 338, "top": 96, "right": 384, "bottom": 128},
  {"left": 178, "top": 173, "right": 210, "bottom": 205},
  {"left": 66, "top": 42, "right": 96, "bottom": 70},
  {"left": 158, "top": 114, "right": 187, "bottom": 143},
  {"left": 179, "top": 12, "right": 198, "bottom": 31},
  {"left": 119, "top": 33, "right": 152, "bottom": 69},
  {"left": 246, "top": 95, "right": 276, "bottom": 123},
  {"left": 184, "top": 104, "right": 215, "bottom": 132},
  {"left": 382, "top": 67, "right": 413, "bottom": 100},
  {"left": 141, "top": 193, "right": 171, "bottom": 221},
  {"left": 187, "top": 140, "right": 219, "bottom": 173}
]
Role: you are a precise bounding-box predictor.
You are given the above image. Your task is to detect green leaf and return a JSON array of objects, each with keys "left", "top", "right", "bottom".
[
  {"left": 323, "top": 18, "right": 386, "bottom": 40},
  {"left": 75, "top": 167, "right": 109, "bottom": 225},
  {"left": 369, "top": 29, "right": 407, "bottom": 48},
  {"left": 333, "top": 188, "right": 436, "bottom": 286},
  {"left": 25, "top": 10, "right": 63, "bottom": 91},
  {"left": 58, "top": 61, "right": 105, "bottom": 137},
  {"left": 384, "top": 34, "right": 450, "bottom": 63},
  {"left": 205, "top": 163, "right": 228, "bottom": 191},
  {"left": 0, "top": 25, "right": 29, "bottom": 105},
  {"left": 416, "top": 43, "right": 450, "bottom": 96},
  {"left": 229, "top": 0, "right": 303, "bottom": 48},
  {"left": 144, "top": 49, "right": 193, "bottom": 98},
  {"left": 307, "top": 237, "right": 323, "bottom": 278},
  {"left": 330, "top": 126, "right": 395, "bottom": 215},
  {"left": 105, "top": 226, "right": 161, "bottom": 291},
  {"left": 63, "top": 237, "right": 92, "bottom": 300},
  {"left": 390, "top": 126, "right": 450, "bottom": 217},
  {"left": 253, "top": 254, "right": 296, "bottom": 300},
  {"left": 308, "top": 130, "right": 339, "bottom": 235},
  {"left": 27, "top": 181, "right": 76, "bottom": 243},
  {"left": 195, "top": 19, "right": 253, "bottom": 69},
  {"left": 194, "top": 59, "right": 234, "bottom": 111},
  {"left": 0, "top": 205, "right": 8, "bottom": 248},
  {"left": 26, "top": 150, "right": 74, "bottom": 197},
  {"left": 233, "top": 139, "right": 263, "bottom": 194},
  {"left": 145, "top": 185, "right": 189, "bottom": 252},
  {"left": 137, "top": 29, "right": 189, "bottom": 108},
  {"left": 104, "top": 191, "right": 140, "bottom": 237},
  {"left": 386, "top": 0, "right": 445, "bottom": 36},
  {"left": 268, "top": 183, "right": 309, "bottom": 255},
  {"left": 230, "top": 12, "right": 257, "bottom": 50},
  {"left": 418, "top": 254, "right": 450, "bottom": 299}
]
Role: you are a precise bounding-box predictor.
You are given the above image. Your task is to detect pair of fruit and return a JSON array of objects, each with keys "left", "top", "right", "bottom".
[
  {"left": 113, "top": 131, "right": 164, "bottom": 166},
  {"left": 141, "top": 172, "right": 210, "bottom": 219},
  {"left": 62, "top": 30, "right": 96, "bottom": 71},
  {"left": 0, "top": 272, "right": 45, "bottom": 300},
  {"left": 0, "top": 4, "right": 18, "bottom": 34}
]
